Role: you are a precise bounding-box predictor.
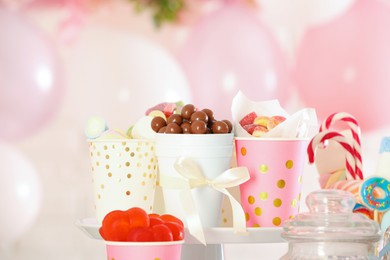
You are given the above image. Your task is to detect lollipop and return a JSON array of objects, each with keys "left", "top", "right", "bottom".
[
  {"left": 319, "top": 112, "right": 363, "bottom": 180},
  {"left": 308, "top": 130, "right": 357, "bottom": 180}
]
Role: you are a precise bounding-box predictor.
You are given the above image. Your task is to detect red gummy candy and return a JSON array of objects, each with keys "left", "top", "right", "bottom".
[
  {"left": 152, "top": 224, "right": 173, "bottom": 242},
  {"left": 149, "top": 214, "right": 164, "bottom": 227},
  {"left": 164, "top": 221, "right": 185, "bottom": 241},
  {"left": 100, "top": 210, "right": 133, "bottom": 241},
  {"left": 239, "top": 112, "right": 257, "bottom": 127},
  {"left": 100, "top": 207, "right": 185, "bottom": 242},
  {"left": 243, "top": 124, "right": 257, "bottom": 135},
  {"left": 160, "top": 214, "right": 184, "bottom": 228},
  {"left": 126, "top": 207, "right": 150, "bottom": 229},
  {"left": 127, "top": 227, "right": 154, "bottom": 242},
  {"left": 145, "top": 102, "right": 176, "bottom": 118}
]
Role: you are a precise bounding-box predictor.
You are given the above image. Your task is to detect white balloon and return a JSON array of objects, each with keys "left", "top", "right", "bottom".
[
  {"left": 0, "top": 142, "right": 42, "bottom": 246},
  {"left": 260, "top": 0, "right": 355, "bottom": 57},
  {"left": 65, "top": 25, "right": 192, "bottom": 131},
  {"left": 299, "top": 0, "right": 355, "bottom": 26},
  {"left": 261, "top": 0, "right": 355, "bottom": 27}
]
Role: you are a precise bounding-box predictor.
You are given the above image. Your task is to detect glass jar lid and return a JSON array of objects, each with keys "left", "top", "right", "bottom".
[{"left": 282, "top": 190, "right": 381, "bottom": 243}]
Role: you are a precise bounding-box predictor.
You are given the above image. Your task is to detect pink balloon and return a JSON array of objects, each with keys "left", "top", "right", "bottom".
[
  {"left": 0, "top": 8, "right": 64, "bottom": 141},
  {"left": 66, "top": 26, "right": 192, "bottom": 131},
  {"left": 0, "top": 142, "right": 42, "bottom": 246},
  {"left": 294, "top": 0, "right": 390, "bottom": 131},
  {"left": 178, "top": 3, "right": 291, "bottom": 120}
]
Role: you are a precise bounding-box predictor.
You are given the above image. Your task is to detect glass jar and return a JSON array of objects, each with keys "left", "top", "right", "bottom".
[{"left": 281, "top": 190, "right": 381, "bottom": 260}]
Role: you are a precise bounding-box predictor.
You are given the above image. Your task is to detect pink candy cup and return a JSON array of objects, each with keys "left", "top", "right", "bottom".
[
  {"left": 105, "top": 241, "right": 183, "bottom": 260},
  {"left": 235, "top": 138, "right": 309, "bottom": 228}
]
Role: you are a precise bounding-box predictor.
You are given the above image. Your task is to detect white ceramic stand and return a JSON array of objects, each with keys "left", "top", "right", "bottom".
[
  {"left": 182, "top": 227, "right": 283, "bottom": 260},
  {"left": 75, "top": 218, "right": 284, "bottom": 260},
  {"left": 181, "top": 244, "right": 224, "bottom": 260}
]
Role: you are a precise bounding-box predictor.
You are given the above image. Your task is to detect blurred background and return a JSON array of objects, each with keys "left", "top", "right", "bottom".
[{"left": 1, "top": 0, "right": 390, "bottom": 259}]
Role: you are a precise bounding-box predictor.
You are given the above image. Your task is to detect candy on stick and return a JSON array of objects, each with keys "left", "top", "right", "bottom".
[
  {"left": 309, "top": 114, "right": 390, "bottom": 224},
  {"left": 328, "top": 179, "right": 384, "bottom": 205},
  {"left": 319, "top": 112, "right": 363, "bottom": 180},
  {"left": 360, "top": 176, "right": 390, "bottom": 212},
  {"left": 308, "top": 130, "right": 357, "bottom": 180}
]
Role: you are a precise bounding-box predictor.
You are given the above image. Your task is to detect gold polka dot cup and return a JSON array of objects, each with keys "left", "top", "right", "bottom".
[
  {"left": 88, "top": 140, "right": 158, "bottom": 224},
  {"left": 235, "top": 138, "right": 309, "bottom": 228}
]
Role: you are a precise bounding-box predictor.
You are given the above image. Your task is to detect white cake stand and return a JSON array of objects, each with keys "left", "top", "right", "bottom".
[{"left": 76, "top": 218, "right": 285, "bottom": 260}]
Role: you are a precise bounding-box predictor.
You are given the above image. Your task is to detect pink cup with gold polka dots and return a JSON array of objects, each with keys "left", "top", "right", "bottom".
[
  {"left": 88, "top": 139, "right": 158, "bottom": 224},
  {"left": 235, "top": 138, "right": 309, "bottom": 228},
  {"left": 105, "top": 241, "right": 183, "bottom": 260}
]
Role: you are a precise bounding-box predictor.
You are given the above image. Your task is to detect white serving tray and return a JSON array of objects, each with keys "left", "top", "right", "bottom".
[{"left": 75, "top": 217, "right": 285, "bottom": 244}]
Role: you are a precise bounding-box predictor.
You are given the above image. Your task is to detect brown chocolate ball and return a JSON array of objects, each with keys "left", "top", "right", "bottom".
[
  {"left": 222, "top": 119, "right": 233, "bottom": 133},
  {"left": 191, "top": 120, "right": 207, "bottom": 134},
  {"left": 201, "top": 108, "right": 214, "bottom": 123},
  {"left": 181, "top": 122, "right": 192, "bottom": 134},
  {"left": 207, "top": 119, "right": 216, "bottom": 129},
  {"left": 212, "top": 121, "right": 229, "bottom": 134},
  {"left": 165, "top": 123, "right": 183, "bottom": 134},
  {"left": 181, "top": 104, "right": 196, "bottom": 120},
  {"left": 151, "top": 116, "right": 167, "bottom": 133},
  {"left": 190, "top": 111, "right": 208, "bottom": 123},
  {"left": 167, "top": 114, "right": 183, "bottom": 125},
  {"left": 158, "top": 126, "right": 167, "bottom": 133}
]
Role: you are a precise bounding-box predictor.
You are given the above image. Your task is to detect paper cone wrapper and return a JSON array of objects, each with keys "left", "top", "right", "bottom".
[
  {"left": 235, "top": 138, "right": 309, "bottom": 227},
  {"left": 88, "top": 139, "right": 158, "bottom": 223},
  {"left": 105, "top": 241, "right": 183, "bottom": 260}
]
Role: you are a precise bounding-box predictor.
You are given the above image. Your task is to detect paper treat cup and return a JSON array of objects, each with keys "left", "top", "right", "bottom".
[
  {"left": 88, "top": 139, "right": 158, "bottom": 223},
  {"left": 105, "top": 241, "right": 183, "bottom": 260},
  {"left": 155, "top": 133, "right": 234, "bottom": 228},
  {"left": 235, "top": 138, "right": 309, "bottom": 227}
]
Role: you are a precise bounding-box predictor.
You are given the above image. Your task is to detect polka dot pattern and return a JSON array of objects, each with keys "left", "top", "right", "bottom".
[
  {"left": 254, "top": 207, "right": 262, "bottom": 216},
  {"left": 89, "top": 140, "right": 158, "bottom": 223},
  {"left": 248, "top": 195, "right": 255, "bottom": 204},
  {"left": 285, "top": 160, "right": 294, "bottom": 169},
  {"left": 235, "top": 139, "right": 308, "bottom": 228},
  {"left": 259, "top": 192, "right": 268, "bottom": 201},
  {"left": 259, "top": 164, "right": 268, "bottom": 173},
  {"left": 277, "top": 179, "right": 286, "bottom": 189},
  {"left": 273, "top": 198, "right": 282, "bottom": 207}
]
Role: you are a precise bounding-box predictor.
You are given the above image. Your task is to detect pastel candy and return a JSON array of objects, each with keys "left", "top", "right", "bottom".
[
  {"left": 376, "top": 137, "right": 390, "bottom": 177},
  {"left": 318, "top": 172, "right": 332, "bottom": 189},
  {"left": 148, "top": 110, "right": 167, "bottom": 121},
  {"left": 98, "top": 129, "right": 128, "bottom": 140},
  {"left": 85, "top": 116, "right": 108, "bottom": 139},
  {"left": 131, "top": 116, "right": 156, "bottom": 139},
  {"left": 324, "top": 169, "right": 346, "bottom": 188},
  {"left": 353, "top": 203, "right": 373, "bottom": 219},
  {"left": 380, "top": 137, "right": 390, "bottom": 153},
  {"left": 328, "top": 179, "right": 364, "bottom": 204}
]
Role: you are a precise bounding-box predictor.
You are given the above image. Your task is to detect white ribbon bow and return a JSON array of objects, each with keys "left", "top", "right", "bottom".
[{"left": 159, "top": 156, "right": 250, "bottom": 244}]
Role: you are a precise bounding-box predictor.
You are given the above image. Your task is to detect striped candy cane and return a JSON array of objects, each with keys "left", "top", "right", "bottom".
[
  {"left": 308, "top": 130, "right": 357, "bottom": 180},
  {"left": 319, "top": 112, "right": 363, "bottom": 180}
]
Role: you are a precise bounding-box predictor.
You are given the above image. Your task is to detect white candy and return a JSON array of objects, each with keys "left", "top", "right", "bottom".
[
  {"left": 85, "top": 116, "right": 108, "bottom": 139},
  {"left": 131, "top": 116, "right": 156, "bottom": 140}
]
